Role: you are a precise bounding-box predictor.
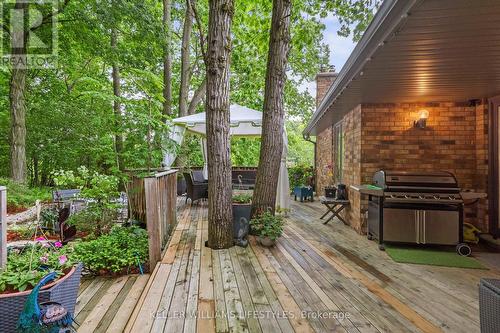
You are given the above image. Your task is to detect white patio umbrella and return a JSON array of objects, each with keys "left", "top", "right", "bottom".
[{"left": 163, "top": 104, "right": 290, "bottom": 211}]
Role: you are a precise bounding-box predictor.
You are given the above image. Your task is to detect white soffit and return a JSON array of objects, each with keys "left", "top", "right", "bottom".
[{"left": 305, "top": 0, "right": 500, "bottom": 136}]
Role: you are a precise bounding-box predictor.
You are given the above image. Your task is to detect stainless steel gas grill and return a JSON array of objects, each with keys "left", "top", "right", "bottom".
[{"left": 367, "top": 170, "right": 469, "bottom": 254}]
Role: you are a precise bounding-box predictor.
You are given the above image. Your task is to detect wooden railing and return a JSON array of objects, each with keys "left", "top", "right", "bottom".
[
  {"left": 128, "top": 170, "right": 177, "bottom": 271},
  {"left": 0, "top": 186, "right": 6, "bottom": 269}
]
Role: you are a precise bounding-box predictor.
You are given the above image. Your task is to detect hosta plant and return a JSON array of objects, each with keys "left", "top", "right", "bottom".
[{"left": 71, "top": 226, "right": 148, "bottom": 275}]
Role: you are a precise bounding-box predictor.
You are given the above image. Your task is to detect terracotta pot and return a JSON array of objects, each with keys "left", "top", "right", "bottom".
[
  {"left": 0, "top": 264, "right": 83, "bottom": 332},
  {"left": 258, "top": 236, "right": 276, "bottom": 247}
]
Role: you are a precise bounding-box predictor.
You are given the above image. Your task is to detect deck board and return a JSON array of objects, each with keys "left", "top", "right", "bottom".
[
  {"left": 77, "top": 198, "right": 500, "bottom": 333},
  {"left": 288, "top": 203, "right": 487, "bottom": 332}
]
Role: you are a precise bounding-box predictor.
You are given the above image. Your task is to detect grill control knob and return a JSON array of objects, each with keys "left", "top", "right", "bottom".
[{"left": 434, "top": 195, "right": 440, "bottom": 200}]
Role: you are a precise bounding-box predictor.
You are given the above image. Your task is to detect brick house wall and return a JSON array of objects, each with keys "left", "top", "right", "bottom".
[
  {"left": 315, "top": 71, "right": 337, "bottom": 194},
  {"left": 360, "top": 103, "right": 477, "bottom": 186},
  {"left": 316, "top": 126, "right": 333, "bottom": 194},
  {"left": 340, "top": 106, "right": 365, "bottom": 233},
  {"left": 474, "top": 102, "right": 489, "bottom": 231},
  {"left": 315, "top": 100, "right": 490, "bottom": 233}
]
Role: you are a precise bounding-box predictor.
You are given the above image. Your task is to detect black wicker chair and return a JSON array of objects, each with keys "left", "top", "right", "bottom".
[
  {"left": 184, "top": 172, "right": 208, "bottom": 204},
  {"left": 480, "top": 278, "right": 500, "bottom": 333}
]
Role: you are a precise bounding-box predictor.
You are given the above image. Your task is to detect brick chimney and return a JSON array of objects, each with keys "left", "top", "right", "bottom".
[{"left": 315, "top": 66, "right": 337, "bottom": 108}]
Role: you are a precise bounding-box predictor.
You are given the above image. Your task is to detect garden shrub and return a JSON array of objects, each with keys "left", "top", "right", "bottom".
[
  {"left": 288, "top": 164, "right": 314, "bottom": 189},
  {"left": 0, "top": 177, "right": 51, "bottom": 212},
  {"left": 53, "top": 166, "right": 120, "bottom": 237},
  {"left": 71, "top": 226, "right": 148, "bottom": 274}
]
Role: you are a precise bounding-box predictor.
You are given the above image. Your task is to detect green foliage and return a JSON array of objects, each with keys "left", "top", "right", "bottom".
[
  {"left": 52, "top": 167, "right": 89, "bottom": 189},
  {"left": 0, "top": 243, "right": 73, "bottom": 293},
  {"left": 177, "top": 135, "right": 261, "bottom": 168},
  {"left": 81, "top": 173, "right": 120, "bottom": 204},
  {"left": 289, "top": 164, "right": 314, "bottom": 188},
  {"left": 53, "top": 166, "right": 119, "bottom": 202},
  {"left": 71, "top": 226, "right": 148, "bottom": 274},
  {"left": 40, "top": 208, "right": 59, "bottom": 230},
  {"left": 250, "top": 212, "right": 284, "bottom": 241},
  {"left": 0, "top": 0, "right": 375, "bottom": 183},
  {"left": 66, "top": 205, "right": 117, "bottom": 238},
  {"left": 8, "top": 224, "right": 36, "bottom": 240},
  {"left": 286, "top": 121, "right": 314, "bottom": 166},
  {"left": 176, "top": 133, "right": 204, "bottom": 168},
  {"left": 231, "top": 138, "right": 261, "bottom": 166},
  {"left": 232, "top": 193, "right": 252, "bottom": 204},
  {"left": 0, "top": 178, "right": 51, "bottom": 210},
  {"left": 54, "top": 167, "right": 120, "bottom": 237}
]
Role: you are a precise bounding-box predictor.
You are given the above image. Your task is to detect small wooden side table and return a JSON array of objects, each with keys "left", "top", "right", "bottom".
[{"left": 319, "top": 196, "right": 350, "bottom": 225}]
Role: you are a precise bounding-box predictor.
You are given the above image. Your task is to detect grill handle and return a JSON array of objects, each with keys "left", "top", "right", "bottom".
[
  {"left": 422, "top": 211, "right": 426, "bottom": 244},
  {"left": 415, "top": 210, "right": 420, "bottom": 244}
]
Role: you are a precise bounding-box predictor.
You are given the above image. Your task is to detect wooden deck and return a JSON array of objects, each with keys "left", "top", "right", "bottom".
[
  {"left": 76, "top": 274, "right": 150, "bottom": 333},
  {"left": 83, "top": 199, "right": 500, "bottom": 333}
]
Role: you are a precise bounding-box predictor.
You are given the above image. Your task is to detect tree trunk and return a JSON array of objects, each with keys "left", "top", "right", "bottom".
[
  {"left": 179, "top": 0, "right": 194, "bottom": 117},
  {"left": 187, "top": 78, "right": 206, "bottom": 115},
  {"left": 251, "top": 0, "right": 291, "bottom": 216},
  {"left": 111, "top": 29, "right": 124, "bottom": 171},
  {"left": 9, "top": 1, "right": 29, "bottom": 183},
  {"left": 162, "top": 0, "right": 172, "bottom": 118},
  {"left": 206, "top": 0, "right": 234, "bottom": 249}
]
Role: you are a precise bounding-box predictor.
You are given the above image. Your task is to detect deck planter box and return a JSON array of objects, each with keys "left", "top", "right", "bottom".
[
  {"left": 293, "top": 186, "right": 313, "bottom": 202},
  {"left": 0, "top": 263, "right": 83, "bottom": 332},
  {"left": 233, "top": 203, "right": 251, "bottom": 245}
]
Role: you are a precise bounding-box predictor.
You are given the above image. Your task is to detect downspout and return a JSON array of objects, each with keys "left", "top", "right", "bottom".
[{"left": 303, "top": 133, "right": 317, "bottom": 191}]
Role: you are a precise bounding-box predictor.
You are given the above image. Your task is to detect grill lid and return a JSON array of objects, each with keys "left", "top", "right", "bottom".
[{"left": 373, "top": 170, "right": 460, "bottom": 192}]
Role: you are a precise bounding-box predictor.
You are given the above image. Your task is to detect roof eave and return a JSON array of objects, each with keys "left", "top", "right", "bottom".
[{"left": 303, "top": 0, "right": 422, "bottom": 136}]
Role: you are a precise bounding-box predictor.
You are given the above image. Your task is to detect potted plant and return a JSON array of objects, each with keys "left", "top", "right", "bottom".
[
  {"left": 289, "top": 165, "right": 314, "bottom": 202},
  {"left": 232, "top": 193, "right": 252, "bottom": 246},
  {"left": 324, "top": 164, "right": 336, "bottom": 198},
  {"left": 250, "top": 212, "right": 284, "bottom": 247},
  {"left": 325, "top": 186, "right": 336, "bottom": 198},
  {"left": 0, "top": 239, "right": 82, "bottom": 332}
]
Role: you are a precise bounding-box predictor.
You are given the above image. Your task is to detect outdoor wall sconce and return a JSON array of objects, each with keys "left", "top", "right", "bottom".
[{"left": 414, "top": 109, "right": 429, "bottom": 129}]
